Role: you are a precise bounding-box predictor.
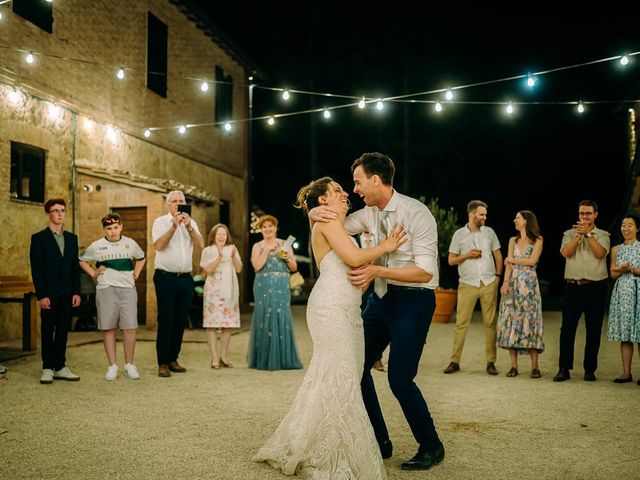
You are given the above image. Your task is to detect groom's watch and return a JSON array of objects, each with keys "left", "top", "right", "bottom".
[{"left": 585, "top": 232, "right": 593, "bottom": 238}]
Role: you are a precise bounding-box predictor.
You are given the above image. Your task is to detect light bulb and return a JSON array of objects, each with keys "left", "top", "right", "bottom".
[
  {"left": 358, "top": 97, "right": 366, "bottom": 109},
  {"left": 116, "top": 68, "right": 125, "bottom": 80},
  {"left": 434, "top": 102, "right": 443, "bottom": 112},
  {"left": 47, "top": 103, "right": 61, "bottom": 120},
  {"left": 506, "top": 102, "right": 514, "bottom": 115},
  {"left": 620, "top": 55, "right": 629, "bottom": 66},
  {"left": 282, "top": 89, "right": 290, "bottom": 100},
  {"left": 144, "top": 129, "right": 151, "bottom": 138},
  {"left": 577, "top": 102, "right": 585, "bottom": 114},
  {"left": 445, "top": 89, "right": 453, "bottom": 101},
  {"left": 224, "top": 122, "right": 232, "bottom": 132},
  {"left": 375, "top": 99, "right": 384, "bottom": 110},
  {"left": 323, "top": 109, "right": 331, "bottom": 119},
  {"left": 178, "top": 125, "right": 186, "bottom": 134},
  {"left": 25, "top": 53, "right": 35, "bottom": 64},
  {"left": 106, "top": 126, "right": 118, "bottom": 143},
  {"left": 267, "top": 117, "right": 275, "bottom": 126},
  {"left": 200, "top": 81, "right": 209, "bottom": 92},
  {"left": 8, "top": 89, "right": 22, "bottom": 105},
  {"left": 83, "top": 118, "right": 93, "bottom": 131},
  {"left": 526, "top": 74, "right": 536, "bottom": 88}
]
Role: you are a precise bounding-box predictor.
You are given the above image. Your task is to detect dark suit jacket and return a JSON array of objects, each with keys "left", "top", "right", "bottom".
[{"left": 30, "top": 228, "right": 81, "bottom": 300}]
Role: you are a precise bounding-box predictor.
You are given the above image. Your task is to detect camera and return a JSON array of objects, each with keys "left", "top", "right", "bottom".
[{"left": 177, "top": 204, "right": 192, "bottom": 216}]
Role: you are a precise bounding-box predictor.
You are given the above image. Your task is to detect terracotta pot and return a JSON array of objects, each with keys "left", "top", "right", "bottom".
[{"left": 432, "top": 288, "right": 457, "bottom": 323}]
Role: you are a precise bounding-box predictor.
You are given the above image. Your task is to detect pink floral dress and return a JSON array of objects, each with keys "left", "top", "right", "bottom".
[{"left": 200, "top": 245, "right": 241, "bottom": 328}]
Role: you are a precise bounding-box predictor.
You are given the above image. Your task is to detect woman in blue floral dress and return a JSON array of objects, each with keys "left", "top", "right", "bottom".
[
  {"left": 247, "top": 215, "right": 303, "bottom": 370},
  {"left": 607, "top": 214, "right": 640, "bottom": 384},
  {"left": 497, "top": 210, "right": 544, "bottom": 378}
]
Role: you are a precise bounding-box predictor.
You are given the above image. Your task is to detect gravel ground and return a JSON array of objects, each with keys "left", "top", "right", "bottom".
[{"left": 1, "top": 307, "right": 639, "bottom": 480}]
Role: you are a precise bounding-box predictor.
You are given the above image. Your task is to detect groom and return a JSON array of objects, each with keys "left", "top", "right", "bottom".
[{"left": 311, "top": 152, "right": 444, "bottom": 470}]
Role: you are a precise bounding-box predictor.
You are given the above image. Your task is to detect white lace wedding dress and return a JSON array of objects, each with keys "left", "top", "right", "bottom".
[{"left": 253, "top": 250, "right": 387, "bottom": 479}]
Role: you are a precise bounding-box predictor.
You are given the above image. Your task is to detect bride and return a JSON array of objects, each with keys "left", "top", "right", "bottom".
[{"left": 253, "top": 177, "right": 405, "bottom": 479}]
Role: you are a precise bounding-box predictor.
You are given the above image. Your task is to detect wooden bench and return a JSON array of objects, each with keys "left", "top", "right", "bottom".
[{"left": 0, "top": 275, "right": 38, "bottom": 351}]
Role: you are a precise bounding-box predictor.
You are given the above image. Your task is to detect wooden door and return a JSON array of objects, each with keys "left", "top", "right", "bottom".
[{"left": 113, "top": 206, "right": 147, "bottom": 324}]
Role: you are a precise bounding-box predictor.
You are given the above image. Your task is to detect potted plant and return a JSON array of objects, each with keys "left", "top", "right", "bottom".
[{"left": 420, "top": 197, "right": 459, "bottom": 323}]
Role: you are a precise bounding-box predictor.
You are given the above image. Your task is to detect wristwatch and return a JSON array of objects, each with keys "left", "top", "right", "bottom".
[{"left": 585, "top": 232, "right": 593, "bottom": 238}]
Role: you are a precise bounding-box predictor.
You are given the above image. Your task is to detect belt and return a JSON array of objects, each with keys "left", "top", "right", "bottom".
[
  {"left": 255, "top": 271, "right": 289, "bottom": 277},
  {"left": 387, "top": 284, "right": 430, "bottom": 292},
  {"left": 156, "top": 269, "right": 191, "bottom": 277},
  {"left": 565, "top": 279, "right": 594, "bottom": 286}
]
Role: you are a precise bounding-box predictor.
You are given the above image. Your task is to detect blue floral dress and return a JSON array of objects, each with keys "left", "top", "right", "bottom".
[
  {"left": 608, "top": 241, "right": 640, "bottom": 342},
  {"left": 247, "top": 246, "right": 303, "bottom": 370},
  {"left": 497, "top": 241, "right": 544, "bottom": 352}
]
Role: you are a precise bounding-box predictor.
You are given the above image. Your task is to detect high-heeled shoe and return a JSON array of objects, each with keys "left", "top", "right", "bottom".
[
  {"left": 211, "top": 360, "right": 220, "bottom": 369},
  {"left": 220, "top": 358, "right": 234, "bottom": 368}
]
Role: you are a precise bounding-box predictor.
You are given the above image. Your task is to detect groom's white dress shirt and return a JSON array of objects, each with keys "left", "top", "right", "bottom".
[{"left": 344, "top": 190, "right": 439, "bottom": 290}]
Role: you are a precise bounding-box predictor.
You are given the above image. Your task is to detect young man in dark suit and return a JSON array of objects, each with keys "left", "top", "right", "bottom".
[{"left": 30, "top": 198, "right": 81, "bottom": 384}]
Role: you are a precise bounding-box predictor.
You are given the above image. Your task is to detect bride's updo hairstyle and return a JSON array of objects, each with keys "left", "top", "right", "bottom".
[{"left": 295, "top": 177, "right": 334, "bottom": 215}]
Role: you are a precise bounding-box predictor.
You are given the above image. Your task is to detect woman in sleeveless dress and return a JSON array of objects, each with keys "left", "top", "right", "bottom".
[
  {"left": 253, "top": 177, "right": 405, "bottom": 479},
  {"left": 200, "top": 224, "right": 242, "bottom": 369},
  {"left": 607, "top": 214, "right": 640, "bottom": 384},
  {"left": 497, "top": 210, "right": 544, "bottom": 378},
  {"left": 247, "top": 214, "right": 303, "bottom": 370}
]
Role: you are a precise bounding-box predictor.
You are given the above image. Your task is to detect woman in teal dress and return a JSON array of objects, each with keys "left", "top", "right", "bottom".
[
  {"left": 608, "top": 214, "right": 640, "bottom": 384},
  {"left": 247, "top": 215, "right": 303, "bottom": 370},
  {"left": 497, "top": 210, "right": 544, "bottom": 378}
]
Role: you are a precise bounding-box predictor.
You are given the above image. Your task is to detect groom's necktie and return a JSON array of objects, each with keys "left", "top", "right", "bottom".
[{"left": 374, "top": 211, "right": 389, "bottom": 298}]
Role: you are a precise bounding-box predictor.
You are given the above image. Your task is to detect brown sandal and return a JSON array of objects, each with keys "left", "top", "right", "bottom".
[
  {"left": 506, "top": 367, "right": 518, "bottom": 377},
  {"left": 530, "top": 368, "right": 541, "bottom": 378}
]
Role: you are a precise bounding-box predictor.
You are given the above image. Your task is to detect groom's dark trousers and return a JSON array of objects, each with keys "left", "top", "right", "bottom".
[{"left": 361, "top": 285, "right": 442, "bottom": 449}]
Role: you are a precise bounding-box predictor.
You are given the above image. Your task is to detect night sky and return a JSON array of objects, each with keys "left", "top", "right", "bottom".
[{"left": 195, "top": 5, "right": 640, "bottom": 298}]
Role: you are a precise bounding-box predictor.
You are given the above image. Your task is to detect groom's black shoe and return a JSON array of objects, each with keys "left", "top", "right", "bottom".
[
  {"left": 401, "top": 444, "right": 445, "bottom": 470},
  {"left": 379, "top": 439, "right": 393, "bottom": 459},
  {"left": 553, "top": 368, "right": 571, "bottom": 382}
]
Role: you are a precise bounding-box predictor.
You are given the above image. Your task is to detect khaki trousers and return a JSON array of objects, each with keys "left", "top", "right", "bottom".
[{"left": 450, "top": 280, "right": 498, "bottom": 363}]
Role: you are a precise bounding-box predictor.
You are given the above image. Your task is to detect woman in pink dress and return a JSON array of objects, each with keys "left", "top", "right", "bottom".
[{"left": 200, "top": 224, "right": 243, "bottom": 369}]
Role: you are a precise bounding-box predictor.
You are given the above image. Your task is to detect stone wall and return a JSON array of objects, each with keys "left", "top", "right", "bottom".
[{"left": 0, "top": 1, "right": 249, "bottom": 340}]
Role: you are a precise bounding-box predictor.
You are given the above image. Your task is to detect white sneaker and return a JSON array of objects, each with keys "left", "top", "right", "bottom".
[
  {"left": 53, "top": 366, "right": 80, "bottom": 381},
  {"left": 124, "top": 363, "right": 140, "bottom": 380},
  {"left": 40, "top": 368, "right": 54, "bottom": 384},
  {"left": 0, "top": 364, "right": 7, "bottom": 374},
  {"left": 105, "top": 364, "right": 118, "bottom": 381}
]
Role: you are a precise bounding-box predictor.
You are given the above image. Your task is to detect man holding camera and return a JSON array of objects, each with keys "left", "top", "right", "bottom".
[{"left": 152, "top": 190, "right": 204, "bottom": 377}]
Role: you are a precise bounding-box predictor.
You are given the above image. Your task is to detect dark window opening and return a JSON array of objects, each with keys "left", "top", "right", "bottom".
[
  {"left": 215, "top": 66, "right": 233, "bottom": 126},
  {"left": 13, "top": 0, "right": 53, "bottom": 33},
  {"left": 11, "top": 141, "right": 45, "bottom": 203},
  {"left": 220, "top": 200, "right": 230, "bottom": 227},
  {"left": 147, "top": 12, "right": 168, "bottom": 98}
]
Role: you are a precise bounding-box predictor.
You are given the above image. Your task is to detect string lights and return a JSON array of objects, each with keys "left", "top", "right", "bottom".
[
  {"left": 0, "top": 36, "right": 638, "bottom": 137},
  {"left": 526, "top": 73, "right": 536, "bottom": 88}
]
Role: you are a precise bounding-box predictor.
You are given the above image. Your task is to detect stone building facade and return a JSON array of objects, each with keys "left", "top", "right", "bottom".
[{"left": 0, "top": 0, "right": 254, "bottom": 339}]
